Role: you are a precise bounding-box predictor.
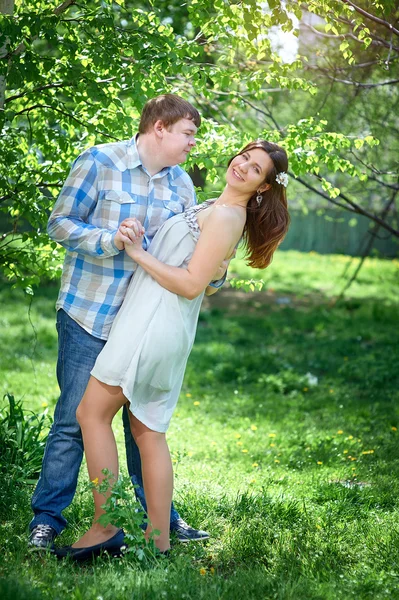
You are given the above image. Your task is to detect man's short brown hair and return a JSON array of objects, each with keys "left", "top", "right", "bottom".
[{"left": 138, "top": 94, "right": 201, "bottom": 134}]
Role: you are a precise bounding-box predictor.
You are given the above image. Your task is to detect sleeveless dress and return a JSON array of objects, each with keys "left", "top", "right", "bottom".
[{"left": 91, "top": 200, "right": 214, "bottom": 433}]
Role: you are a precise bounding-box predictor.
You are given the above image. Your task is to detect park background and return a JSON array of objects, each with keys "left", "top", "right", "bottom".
[{"left": 0, "top": 1, "right": 398, "bottom": 599}]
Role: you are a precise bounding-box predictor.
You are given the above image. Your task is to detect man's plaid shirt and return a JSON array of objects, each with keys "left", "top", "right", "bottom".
[{"left": 48, "top": 136, "right": 196, "bottom": 340}]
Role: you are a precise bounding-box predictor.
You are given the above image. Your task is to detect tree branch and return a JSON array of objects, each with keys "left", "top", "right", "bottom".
[
  {"left": 5, "top": 0, "right": 76, "bottom": 59},
  {"left": 334, "top": 188, "right": 398, "bottom": 303},
  {"left": 13, "top": 104, "right": 119, "bottom": 140},
  {"left": 341, "top": 0, "right": 399, "bottom": 37},
  {"left": 295, "top": 174, "right": 399, "bottom": 237},
  {"left": 311, "top": 75, "right": 399, "bottom": 88}
]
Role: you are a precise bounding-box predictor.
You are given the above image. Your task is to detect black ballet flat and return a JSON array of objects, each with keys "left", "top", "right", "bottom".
[{"left": 54, "top": 529, "right": 126, "bottom": 562}]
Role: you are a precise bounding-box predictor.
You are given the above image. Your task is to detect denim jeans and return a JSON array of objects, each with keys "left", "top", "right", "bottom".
[{"left": 30, "top": 309, "right": 179, "bottom": 534}]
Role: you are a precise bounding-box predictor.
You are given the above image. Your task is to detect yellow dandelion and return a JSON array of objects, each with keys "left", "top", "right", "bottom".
[
  {"left": 235, "top": 433, "right": 242, "bottom": 439},
  {"left": 270, "top": 443, "right": 276, "bottom": 447},
  {"left": 337, "top": 430, "right": 344, "bottom": 435},
  {"left": 250, "top": 478, "right": 256, "bottom": 483},
  {"left": 348, "top": 435, "right": 353, "bottom": 440},
  {"left": 186, "top": 393, "right": 192, "bottom": 398},
  {"left": 317, "top": 461, "right": 323, "bottom": 465},
  {"left": 316, "top": 524, "right": 322, "bottom": 529},
  {"left": 199, "top": 567, "right": 207, "bottom": 576},
  {"left": 343, "top": 450, "right": 348, "bottom": 454},
  {"left": 275, "top": 459, "right": 280, "bottom": 463},
  {"left": 193, "top": 401, "right": 200, "bottom": 406},
  {"left": 41, "top": 402, "right": 48, "bottom": 408},
  {"left": 236, "top": 441, "right": 243, "bottom": 446},
  {"left": 303, "top": 387, "right": 308, "bottom": 392},
  {"left": 329, "top": 389, "right": 334, "bottom": 394},
  {"left": 252, "top": 462, "right": 259, "bottom": 468},
  {"left": 392, "top": 426, "right": 397, "bottom": 431},
  {"left": 268, "top": 433, "right": 276, "bottom": 438},
  {"left": 242, "top": 449, "right": 248, "bottom": 453},
  {"left": 362, "top": 450, "right": 374, "bottom": 455},
  {"left": 91, "top": 477, "right": 99, "bottom": 486},
  {"left": 250, "top": 424, "right": 258, "bottom": 431},
  {"left": 350, "top": 457, "right": 357, "bottom": 461},
  {"left": 172, "top": 459, "right": 177, "bottom": 463}
]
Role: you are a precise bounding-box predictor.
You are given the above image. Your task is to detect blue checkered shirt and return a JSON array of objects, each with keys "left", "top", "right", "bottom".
[{"left": 48, "top": 136, "right": 196, "bottom": 340}]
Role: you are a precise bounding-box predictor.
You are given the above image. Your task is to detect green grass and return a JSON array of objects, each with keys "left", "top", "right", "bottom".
[{"left": 1, "top": 250, "right": 398, "bottom": 600}]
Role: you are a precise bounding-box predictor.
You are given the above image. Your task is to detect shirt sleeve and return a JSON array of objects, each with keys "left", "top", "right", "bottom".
[
  {"left": 208, "top": 272, "right": 227, "bottom": 289},
  {"left": 47, "top": 150, "right": 120, "bottom": 258}
]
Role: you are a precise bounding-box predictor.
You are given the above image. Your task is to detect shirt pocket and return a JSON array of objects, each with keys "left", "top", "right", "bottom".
[
  {"left": 94, "top": 190, "right": 140, "bottom": 228},
  {"left": 162, "top": 199, "right": 184, "bottom": 214},
  {"left": 102, "top": 190, "right": 138, "bottom": 204}
]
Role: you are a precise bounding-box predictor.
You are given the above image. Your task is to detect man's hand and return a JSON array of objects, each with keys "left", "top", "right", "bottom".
[
  {"left": 212, "top": 259, "right": 230, "bottom": 281},
  {"left": 114, "top": 218, "right": 145, "bottom": 251}
]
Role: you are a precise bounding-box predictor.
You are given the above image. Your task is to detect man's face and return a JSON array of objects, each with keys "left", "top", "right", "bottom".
[{"left": 161, "top": 118, "right": 197, "bottom": 165}]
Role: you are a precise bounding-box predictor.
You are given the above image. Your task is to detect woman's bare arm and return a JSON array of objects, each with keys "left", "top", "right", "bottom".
[{"left": 125, "top": 208, "right": 243, "bottom": 300}]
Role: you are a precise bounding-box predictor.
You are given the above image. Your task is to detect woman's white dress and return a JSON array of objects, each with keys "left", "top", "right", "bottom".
[{"left": 91, "top": 202, "right": 212, "bottom": 432}]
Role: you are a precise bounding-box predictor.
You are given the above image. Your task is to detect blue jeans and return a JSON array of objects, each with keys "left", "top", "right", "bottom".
[{"left": 30, "top": 309, "right": 179, "bottom": 534}]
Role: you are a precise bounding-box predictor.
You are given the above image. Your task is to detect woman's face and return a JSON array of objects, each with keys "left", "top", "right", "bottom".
[{"left": 226, "top": 148, "right": 274, "bottom": 195}]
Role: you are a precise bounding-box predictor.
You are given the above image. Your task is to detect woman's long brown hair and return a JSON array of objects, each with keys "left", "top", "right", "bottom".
[{"left": 229, "top": 140, "right": 290, "bottom": 269}]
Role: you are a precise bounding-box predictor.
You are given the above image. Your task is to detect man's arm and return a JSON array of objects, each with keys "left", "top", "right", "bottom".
[{"left": 47, "top": 150, "right": 130, "bottom": 257}]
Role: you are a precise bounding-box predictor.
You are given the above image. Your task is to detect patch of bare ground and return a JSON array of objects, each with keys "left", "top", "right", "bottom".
[{"left": 202, "top": 283, "right": 331, "bottom": 315}]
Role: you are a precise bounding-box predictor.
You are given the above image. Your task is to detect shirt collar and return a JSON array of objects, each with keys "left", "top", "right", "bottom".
[{"left": 124, "top": 135, "right": 178, "bottom": 179}]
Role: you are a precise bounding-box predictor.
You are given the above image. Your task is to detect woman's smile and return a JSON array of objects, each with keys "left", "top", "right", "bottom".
[{"left": 232, "top": 168, "right": 245, "bottom": 181}]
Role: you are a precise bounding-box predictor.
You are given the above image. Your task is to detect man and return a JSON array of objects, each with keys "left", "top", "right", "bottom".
[{"left": 29, "top": 94, "right": 222, "bottom": 549}]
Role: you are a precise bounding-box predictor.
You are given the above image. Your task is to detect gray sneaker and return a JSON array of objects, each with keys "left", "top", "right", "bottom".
[
  {"left": 29, "top": 524, "right": 57, "bottom": 550},
  {"left": 170, "top": 518, "right": 210, "bottom": 543}
]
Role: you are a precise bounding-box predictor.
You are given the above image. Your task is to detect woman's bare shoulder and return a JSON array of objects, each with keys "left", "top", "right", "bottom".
[{"left": 206, "top": 204, "right": 246, "bottom": 228}]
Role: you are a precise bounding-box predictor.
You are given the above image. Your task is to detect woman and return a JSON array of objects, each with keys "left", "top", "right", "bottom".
[{"left": 55, "top": 140, "right": 290, "bottom": 560}]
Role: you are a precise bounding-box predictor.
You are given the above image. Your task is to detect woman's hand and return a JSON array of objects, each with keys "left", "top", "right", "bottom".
[{"left": 119, "top": 218, "right": 146, "bottom": 260}]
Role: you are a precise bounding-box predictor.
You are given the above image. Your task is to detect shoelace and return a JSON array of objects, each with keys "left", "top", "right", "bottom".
[{"left": 33, "top": 524, "right": 54, "bottom": 539}]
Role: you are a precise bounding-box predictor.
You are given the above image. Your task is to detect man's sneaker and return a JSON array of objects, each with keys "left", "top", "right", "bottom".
[
  {"left": 29, "top": 525, "right": 57, "bottom": 550},
  {"left": 170, "top": 517, "right": 210, "bottom": 543}
]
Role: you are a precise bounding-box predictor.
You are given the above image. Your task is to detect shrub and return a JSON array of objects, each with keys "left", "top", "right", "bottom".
[{"left": 0, "top": 393, "right": 50, "bottom": 484}]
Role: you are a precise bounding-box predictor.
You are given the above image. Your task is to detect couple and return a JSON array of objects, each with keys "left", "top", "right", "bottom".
[{"left": 29, "top": 94, "right": 290, "bottom": 559}]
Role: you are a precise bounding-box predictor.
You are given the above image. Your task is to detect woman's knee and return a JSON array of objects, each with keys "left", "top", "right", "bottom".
[
  {"left": 75, "top": 400, "right": 88, "bottom": 427},
  {"left": 129, "top": 413, "right": 165, "bottom": 449}
]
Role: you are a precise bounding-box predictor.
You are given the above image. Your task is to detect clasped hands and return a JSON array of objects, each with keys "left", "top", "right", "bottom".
[
  {"left": 115, "top": 217, "right": 231, "bottom": 280},
  {"left": 114, "top": 217, "right": 145, "bottom": 260}
]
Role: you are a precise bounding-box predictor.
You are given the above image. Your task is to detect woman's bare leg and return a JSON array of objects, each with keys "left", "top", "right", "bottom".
[
  {"left": 129, "top": 413, "right": 173, "bottom": 552},
  {"left": 73, "top": 376, "right": 126, "bottom": 548}
]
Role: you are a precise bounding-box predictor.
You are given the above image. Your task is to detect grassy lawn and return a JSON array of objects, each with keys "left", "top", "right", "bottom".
[{"left": 1, "top": 250, "right": 398, "bottom": 600}]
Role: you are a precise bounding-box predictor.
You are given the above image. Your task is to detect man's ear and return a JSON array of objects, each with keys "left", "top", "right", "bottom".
[{"left": 153, "top": 119, "right": 166, "bottom": 138}]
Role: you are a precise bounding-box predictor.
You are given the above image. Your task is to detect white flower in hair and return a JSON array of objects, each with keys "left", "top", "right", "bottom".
[{"left": 275, "top": 172, "right": 289, "bottom": 187}]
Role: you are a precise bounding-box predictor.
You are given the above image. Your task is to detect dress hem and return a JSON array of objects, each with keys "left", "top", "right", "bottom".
[{"left": 91, "top": 370, "right": 170, "bottom": 433}]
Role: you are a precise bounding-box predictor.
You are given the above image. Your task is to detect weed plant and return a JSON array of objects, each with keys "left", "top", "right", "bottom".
[{"left": 0, "top": 250, "right": 398, "bottom": 599}]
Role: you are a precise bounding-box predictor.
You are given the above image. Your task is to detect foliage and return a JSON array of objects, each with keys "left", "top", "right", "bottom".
[
  {"left": 90, "top": 469, "right": 163, "bottom": 563},
  {"left": 0, "top": 393, "right": 50, "bottom": 484},
  {"left": 1, "top": 0, "right": 397, "bottom": 288}
]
